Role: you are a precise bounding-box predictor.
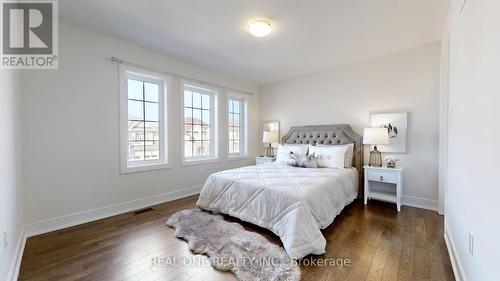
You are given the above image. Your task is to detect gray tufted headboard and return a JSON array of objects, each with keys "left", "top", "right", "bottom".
[{"left": 282, "top": 124, "right": 364, "bottom": 195}]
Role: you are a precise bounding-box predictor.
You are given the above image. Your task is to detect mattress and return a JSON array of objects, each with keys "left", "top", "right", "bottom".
[{"left": 196, "top": 162, "right": 358, "bottom": 259}]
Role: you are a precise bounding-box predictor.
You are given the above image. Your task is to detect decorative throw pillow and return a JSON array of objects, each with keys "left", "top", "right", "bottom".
[
  {"left": 308, "top": 145, "right": 347, "bottom": 169},
  {"left": 288, "top": 152, "right": 317, "bottom": 168},
  {"left": 315, "top": 143, "right": 355, "bottom": 168},
  {"left": 276, "top": 144, "right": 309, "bottom": 163}
]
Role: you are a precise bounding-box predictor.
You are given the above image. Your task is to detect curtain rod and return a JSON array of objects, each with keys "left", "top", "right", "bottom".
[{"left": 109, "top": 57, "right": 254, "bottom": 96}]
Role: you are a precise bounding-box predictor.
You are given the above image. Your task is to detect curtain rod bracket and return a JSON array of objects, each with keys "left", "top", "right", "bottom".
[{"left": 110, "top": 57, "right": 122, "bottom": 64}]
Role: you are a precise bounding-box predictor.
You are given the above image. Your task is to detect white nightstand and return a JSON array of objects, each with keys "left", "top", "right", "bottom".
[
  {"left": 255, "top": 156, "right": 276, "bottom": 165},
  {"left": 363, "top": 165, "right": 404, "bottom": 211}
]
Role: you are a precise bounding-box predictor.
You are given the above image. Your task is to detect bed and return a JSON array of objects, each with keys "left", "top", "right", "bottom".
[{"left": 196, "top": 124, "right": 363, "bottom": 259}]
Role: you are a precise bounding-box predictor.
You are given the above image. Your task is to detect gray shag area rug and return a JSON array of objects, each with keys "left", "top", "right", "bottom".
[{"left": 166, "top": 209, "right": 301, "bottom": 281}]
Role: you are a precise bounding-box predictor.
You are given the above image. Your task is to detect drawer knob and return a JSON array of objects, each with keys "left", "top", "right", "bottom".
[{"left": 380, "top": 176, "right": 384, "bottom": 181}]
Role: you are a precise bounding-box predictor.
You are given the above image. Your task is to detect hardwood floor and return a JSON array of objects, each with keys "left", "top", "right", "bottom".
[{"left": 19, "top": 196, "right": 455, "bottom": 281}]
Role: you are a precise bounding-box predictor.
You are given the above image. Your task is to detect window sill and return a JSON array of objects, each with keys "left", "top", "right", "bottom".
[
  {"left": 121, "top": 163, "right": 170, "bottom": 174},
  {"left": 226, "top": 155, "right": 250, "bottom": 161},
  {"left": 181, "top": 158, "right": 221, "bottom": 167}
]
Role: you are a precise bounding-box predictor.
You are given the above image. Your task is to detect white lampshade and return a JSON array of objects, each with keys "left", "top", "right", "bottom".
[
  {"left": 262, "top": 131, "right": 279, "bottom": 144},
  {"left": 363, "top": 128, "right": 389, "bottom": 145}
]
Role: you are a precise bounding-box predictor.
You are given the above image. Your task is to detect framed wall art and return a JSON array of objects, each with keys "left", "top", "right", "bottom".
[{"left": 369, "top": 112, "right": 408, "bottom": 153}]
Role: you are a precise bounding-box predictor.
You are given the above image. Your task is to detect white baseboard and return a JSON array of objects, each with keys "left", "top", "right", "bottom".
[
  {"left": 444, "top": 226, "right": 467, "bottom": 281},
  {"left": 6, "top": 227, "right": 26, "bottom": 281},
  {"left": 402, "top": 195, "right": 439, "bottom": 212},
  {"left": 25, "top": 185, "right": 202, "bottom": 237}
]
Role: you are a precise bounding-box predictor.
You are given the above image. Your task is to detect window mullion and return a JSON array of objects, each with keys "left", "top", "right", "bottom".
[{"left": 142, "top": 82, "right": 146, "bottom": 160}]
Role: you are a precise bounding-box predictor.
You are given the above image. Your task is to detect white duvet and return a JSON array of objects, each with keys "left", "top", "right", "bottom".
[{"left": 196, "top": 163, "right": 358, "bottom": 259}]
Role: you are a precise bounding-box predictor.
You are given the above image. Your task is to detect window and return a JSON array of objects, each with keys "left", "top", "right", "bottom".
[
  {"left": 120, "top": 66, "right": 168, "bottom": 173},
  {"left": 182, "top": 83, "right": 218, "bottom": 163},
  {"left": 228, "top": 97, "right": 246, "bottom": 157}
]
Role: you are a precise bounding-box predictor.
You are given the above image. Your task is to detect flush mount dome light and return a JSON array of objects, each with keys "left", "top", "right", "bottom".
[{"left": 248, "top": 20, "right": 272, "bottom": 37}]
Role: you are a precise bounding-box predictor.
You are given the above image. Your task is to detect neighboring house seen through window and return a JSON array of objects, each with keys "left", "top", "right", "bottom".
[
  {"left": 120, "top": 66, "right": 168, "bottom": 173},
  {"left": 183, "top": 83, "right": 218, "bottom": 163},
  {"left": 228, "top": 97, "right": 246, "bottom": 157}
]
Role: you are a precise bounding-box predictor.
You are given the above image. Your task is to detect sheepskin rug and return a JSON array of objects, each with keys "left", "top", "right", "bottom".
[{"left": 166, "top": 208, "right": 301, "bottom": 281}]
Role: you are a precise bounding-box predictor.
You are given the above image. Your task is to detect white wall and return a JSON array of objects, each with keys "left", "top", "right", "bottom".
[
  {"left": 0, "top": 70, "right": 23, "bottom": 280},
  {"left": 261, "top": 43, "right": 441, "bottom": 210},
  {"left": 20, "top": 24, "right": 260, "bottom": 229},
  {"left": 443, "top": 1, "right": 500, "bottom": 280}
]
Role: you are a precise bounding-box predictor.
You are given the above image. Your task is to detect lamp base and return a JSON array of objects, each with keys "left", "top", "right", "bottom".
[
  {"left": 265, "top": 144, "right": 274, "bottom": 157},
  {"left": 369, "top": 145, "right": 383, "bottom": 167}
]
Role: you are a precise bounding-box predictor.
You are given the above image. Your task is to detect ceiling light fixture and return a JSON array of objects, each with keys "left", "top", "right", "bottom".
[{"left": 248, "top": 20, "right": 272, "bottom": 37}]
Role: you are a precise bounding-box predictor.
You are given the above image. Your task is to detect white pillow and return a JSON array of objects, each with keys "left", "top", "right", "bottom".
[
  {"left": 276, "top": 144, "right": 309, "bottom": 163},
  {"left": 317, "top": 143, "right": 354, "bottom": 168},
  {"left": 308, "top": 145, "right": 348, "bottom": 169}
]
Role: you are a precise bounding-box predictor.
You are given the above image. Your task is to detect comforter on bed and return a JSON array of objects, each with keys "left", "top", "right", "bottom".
[{"left": 196, "top": 163, "right": 358, "bottom": 259}]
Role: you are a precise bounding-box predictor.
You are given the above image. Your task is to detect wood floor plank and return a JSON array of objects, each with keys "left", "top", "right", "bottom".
[
  {"left": 18, "top": 197, "right": 455, "bottom": 281},
  {"left": 380, "top": 220, "right": 403, "bottom": 281}
]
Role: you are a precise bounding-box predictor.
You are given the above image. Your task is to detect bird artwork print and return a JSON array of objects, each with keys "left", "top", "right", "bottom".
[{"left": 384, "top": 123, "right": 399, "bottom": 139}]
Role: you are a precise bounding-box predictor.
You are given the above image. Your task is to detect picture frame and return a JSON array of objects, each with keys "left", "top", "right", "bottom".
[{"left": 369, "top": 112, "right": 408, "bottom": 153}]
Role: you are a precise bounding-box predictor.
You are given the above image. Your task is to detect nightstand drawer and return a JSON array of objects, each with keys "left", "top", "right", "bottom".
[{"left": 367, "top": 170, "right": 397, "bottom": 184}]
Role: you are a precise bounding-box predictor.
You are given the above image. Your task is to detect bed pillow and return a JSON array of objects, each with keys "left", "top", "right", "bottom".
[
  {"left": 308, "top": 145, "right": 347, "bottom": 169},
  {"left": 317, "top": 143, "right": 355, "bottom": 168},
  {"left": 288, "top": 152, "right": 317, "bottom": 168},
  {"left": 276, "top": 144, "right": 309, "bottom": 163}
]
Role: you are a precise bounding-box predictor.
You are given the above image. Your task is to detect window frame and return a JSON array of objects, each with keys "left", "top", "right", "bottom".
[
  {"left": 227, "top": 95, "right": 247, "bottom": 158},
  {"left": 180, "top": 81, "right": 219, "bottom": 165},
  {"left": 119, "top": 65, "right": 170, "bottom": 174}
]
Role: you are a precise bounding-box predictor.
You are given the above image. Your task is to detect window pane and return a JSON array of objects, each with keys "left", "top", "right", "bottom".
[
  {"left": 192, "top": 109, "right": 202, "bottom": 124},
  {"left": 230, "top": 141, "right": 240, "bottom": 154},
  {"left": 184, "top": 107, "right": 192, "bottom": 123},
  {"left": 192, "top": 125, "right": 202, "bottom": 141},
  {"left": 128, "top": 141, "right": 144, "bottom": 161},
  {"left": 233, "top": 101, "right": 240, "bottom": 114},
  {"left": 184, "top": 91, "right": 193, "bottom": 107},
  {"left": 184, "top": 141, "right": 193, "bottom": 157},
  {"left": 229, "top": 113, "right": 241, "bottom": 126},
  {"left": 201, "top": 110, "right": 210, "bottom": 125},
  {"left": 128, "top": 100, "right": 143, "bottom": 120},
  {"left": 193, "top": 141, "right": 202, "bottom": 156},
  {"left": 202, "top": 94, "right": 210, "bottom": 110},
  {"left": 144, "top": 82, "right": 159, "bottom": 102},
  {"left": 193, "top": 141, "right": 210, "bottom": 156},
  {"left": 201, "top": 141, "right": 210, "bottom": 156},
  {"left": 145, "top": 140, "right": 160, "bottom": 160},
  {"left": 144, "top": 122, "right": 159, "bottom": 140},
  {"left": 202, "top": 125, "right": 210, "bottom": 140},
  {"left": 230, "top": 126, "right": 240, "bottom": 140},
  {"left": 229, "top": 100, "right": 234, "bottom": 113},
  {"left": 128, "top": 79, "right": 143, "bottom": 100},
  {"left": 128, "top": 121, "right": 144, "bottom": 141},
  {"left": 233, "top": 114, "right": 240, "bottom": 126},
  {"left": 192, "top": 92, "right": 202, "bottom": 108},
  {"left": 184, "top": 123, "right": 193, "bottom": 141},
  {"left": 145, "top": 102, "right": 159, "bottom": 121}
]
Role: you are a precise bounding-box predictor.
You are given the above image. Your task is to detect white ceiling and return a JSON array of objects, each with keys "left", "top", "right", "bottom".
[{"left": 60, "top": 0, "right": 449, "bottom": 85}]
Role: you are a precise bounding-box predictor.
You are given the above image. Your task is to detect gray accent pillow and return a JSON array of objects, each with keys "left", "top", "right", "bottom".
[{"left": 288, "top": 152, "right": 317, "bottom": 168}]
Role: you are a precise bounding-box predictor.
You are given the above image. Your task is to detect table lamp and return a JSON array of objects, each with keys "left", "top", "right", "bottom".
[
  {"left": 363, "top": 128, "right": 389, "bottom": 167},
  {"left": 262, "top": 131, "right": 279, "bottom": 157}
]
